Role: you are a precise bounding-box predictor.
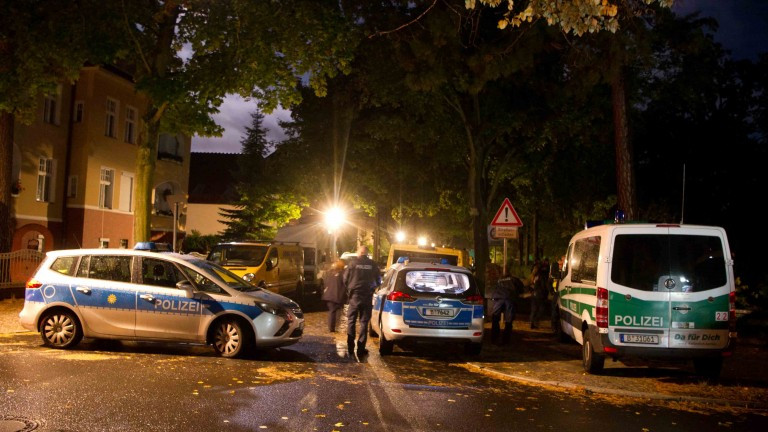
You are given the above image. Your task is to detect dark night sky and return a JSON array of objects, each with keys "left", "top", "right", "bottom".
[{"left": 673, "top": 0, "right": 768, "bottom": 60}]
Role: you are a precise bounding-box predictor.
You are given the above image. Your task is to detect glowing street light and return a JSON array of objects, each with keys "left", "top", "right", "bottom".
[
  {"left": 395, "top": 231, "right": 406, "bottom": 243},
  {"left": 417, "top": 236, "right": 427, "bottom": 247},
  {"left": 324, "top": 206, "right": 346, "bottom": 233}
]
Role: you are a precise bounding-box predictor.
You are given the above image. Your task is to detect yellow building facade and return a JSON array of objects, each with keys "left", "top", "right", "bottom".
[{"left": 11, "top": 65, "right": 190, "bottom": 252}]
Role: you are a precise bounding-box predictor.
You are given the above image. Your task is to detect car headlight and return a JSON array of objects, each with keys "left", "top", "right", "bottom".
[
  {"left": 243, "top": 273, "right": 255, "bottom": 282},
  {"left": 256, "top": 302, "right": 291, "bottom": 320}
]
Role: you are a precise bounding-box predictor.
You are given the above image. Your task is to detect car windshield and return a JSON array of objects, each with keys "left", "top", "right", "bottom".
[
  {"left": 403, "top": 270, "right": 473, "bottom": 295},
  {"left": 210, "top": 245, "right": 268, "bottom": 266},
  {"left": 188, "top": 258, "right": 260, "bottom": 292}
]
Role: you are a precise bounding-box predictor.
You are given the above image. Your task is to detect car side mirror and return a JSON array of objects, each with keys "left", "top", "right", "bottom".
[
  {"left": 266, "top": 260, "right": 274, "bottom": 271},
  {"left": 177, "top": 280, "right": 195, "bottom": 298}
]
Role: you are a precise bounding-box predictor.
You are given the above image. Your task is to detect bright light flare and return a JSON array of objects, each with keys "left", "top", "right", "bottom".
[
  {"left": 324, "top": 206, "right": 346, "bottom": 232},
  {"left": 395, "top": 231, "right": 406, "bottom": 243},
  {"left": 417, "top": 236, "right": 427, "bottom": 246}
]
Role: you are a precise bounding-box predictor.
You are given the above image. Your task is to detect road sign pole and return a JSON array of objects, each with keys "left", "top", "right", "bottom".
[{"left": 503, "top": 238, "right": 507, "bottom": 276}]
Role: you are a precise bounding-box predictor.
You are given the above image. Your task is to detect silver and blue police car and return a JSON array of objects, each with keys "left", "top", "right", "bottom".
[
  {"left": 19, "top": 248, "right": 304, "bottom": 358},
  {"left": 369, "top": 261, "right": 484, "bottom": 355}
]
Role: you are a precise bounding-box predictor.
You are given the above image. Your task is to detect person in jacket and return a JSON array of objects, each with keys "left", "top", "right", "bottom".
[
  {"left": 343, "top": 245, "right": 381, "bottom": 356},
  {"left": 322, "top": 259, "right": 347, "bottom": 333},
  {"left": 490, "top": 264, "right": 523, "bottom": 345}
]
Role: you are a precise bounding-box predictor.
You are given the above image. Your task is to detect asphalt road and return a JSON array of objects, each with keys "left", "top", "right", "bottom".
[{"left": 1, "top": 301, "right": 767, "bottom": 431}]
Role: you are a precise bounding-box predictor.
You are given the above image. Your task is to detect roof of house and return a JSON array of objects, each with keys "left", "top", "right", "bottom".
[{"left": 188, "top": 152, "right": 240, "bottom": 204}]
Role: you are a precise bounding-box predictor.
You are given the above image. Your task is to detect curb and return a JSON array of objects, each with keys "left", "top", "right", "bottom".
[{"left": 465, "top": 363, "right": 768, "bottom": 410}]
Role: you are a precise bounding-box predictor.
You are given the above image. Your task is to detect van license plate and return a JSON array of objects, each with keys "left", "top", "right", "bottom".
[
  {"left": 620, "top": 334, "right": 659, "bottom": 344},
  {"left": 424, "top": 308, "right": 455, "bottom": 317}
]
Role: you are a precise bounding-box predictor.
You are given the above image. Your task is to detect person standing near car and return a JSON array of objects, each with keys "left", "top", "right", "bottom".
[
  {"left": 344, "top": 245, "right": 381, "bottom": 356},
  {"left": 529, "top": 259, "right": 549, "bottom": 329},
  {"left": 489, "top": 263, "right": 521, "bottom": 345},
  {"left": 322, "top": 259, "right": 347, "bottom": 333}
]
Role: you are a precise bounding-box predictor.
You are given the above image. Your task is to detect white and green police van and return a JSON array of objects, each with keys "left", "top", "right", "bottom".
[{"left": 552, "top": 223, "right": 736, "bottom": 378}]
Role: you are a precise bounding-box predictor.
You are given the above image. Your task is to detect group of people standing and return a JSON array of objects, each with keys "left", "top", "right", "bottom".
[{"left": 321, "top": 245, "right": 381, "bottom": 357}]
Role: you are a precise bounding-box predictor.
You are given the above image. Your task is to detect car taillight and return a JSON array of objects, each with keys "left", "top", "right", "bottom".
[
  {"left": 463, "top": 295, "right": 484, "bottom": 305},
  {"left": 26, "top": 278, "right": 42, "bottom": 289},
  {"left": 729, "top": 290, "right": 737, "bottom": 333},
  {"left": 387, "top": 291, "right": 415, "bottom": 302},
  {"left": 596, "top": 287, "right": 609, "bottom": 329}
]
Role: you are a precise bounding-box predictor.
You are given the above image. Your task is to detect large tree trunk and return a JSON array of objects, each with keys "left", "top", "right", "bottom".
[
  {"left": 611, "top": 68, "right": 637, "bottom": 220},
  {"left": 0, "top": 111, "right": 14, "bottom": 253},
  {"left": 134, "top": 117, "right": 160, "bottom": 242},
  {"left": 469, "top": 149, "right": 489, "bottom": 295}
]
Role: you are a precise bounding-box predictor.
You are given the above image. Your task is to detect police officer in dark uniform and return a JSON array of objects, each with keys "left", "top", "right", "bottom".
[
  {"left": 343, "top": 245, "right": 381, "bottom": 356},
  {"left": 490, "top": 265, "right": 523, "bottom": 345}
]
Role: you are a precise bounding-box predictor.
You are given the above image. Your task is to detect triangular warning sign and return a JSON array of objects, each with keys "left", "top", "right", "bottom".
[{"left": 490, "top": 198, "right": 523, "bottom": 227}]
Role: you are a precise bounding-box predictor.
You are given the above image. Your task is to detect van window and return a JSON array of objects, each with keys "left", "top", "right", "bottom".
[
  {"left": 571, "top": 236, "right": 600, "bottom": 285},
  {"left": 303, "top": 248, "right": 315, "bottom": 266},
  {"left": 611, "top": 234, "right": 726, "bottom": 292},
  {"left": 210, "top": 245, "right": 268, "bottom": 266}
]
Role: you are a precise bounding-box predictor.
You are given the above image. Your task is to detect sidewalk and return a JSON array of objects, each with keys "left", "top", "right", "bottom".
[{"left": 3, "top": 296, "right": 767, "bottom": 411}]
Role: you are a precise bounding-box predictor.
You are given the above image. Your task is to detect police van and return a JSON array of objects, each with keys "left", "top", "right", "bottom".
[
  {"left": 19, "top": 249, "right": 304, "bottom": 358},
  {"left": 552, "top": 222, "right": 736, "bottom": 378},
  {"left": 207, "top": 241, "right": 305, "bottom": 300}
]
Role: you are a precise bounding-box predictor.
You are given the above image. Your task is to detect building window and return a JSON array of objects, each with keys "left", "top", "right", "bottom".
[
  {"left": 99, "top": 168, "right": 114, "bottom": 209},
  {"left": 43, "top": 85, "right": 62, "bottom": 125},
  {"left": 120, "top": 239, "right": 128, "bottom": 249},
  {"left": 124, "top": 106, "right": 136, "bottom": 144},
  {"left": 158, "top": 133, "right": 184, "bottom": 162},
  {"left": 99, "top": 238, "right": 110, "bottom": 249},
  {"left": 67, "top": 175, "right": 78, "bottom": 198},
  {"left": 36, "top": 158, "right": 55, "bottom": 203},
  {"left": 118, "top": 172, "right": 134, "bottom": 212},
  {"left": 105, "top": 98, "right": 118, "bottom": 138},
  {"left": 74, "top": 101, "right": 84, "bottom": 123}
]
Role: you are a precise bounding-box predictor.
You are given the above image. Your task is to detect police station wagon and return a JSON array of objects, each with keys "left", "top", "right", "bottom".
[
  {"left": 369, "top": 262, "right": 484, "bottom": 355},
  {"left": 19, "top": 249, "right": 305, "bottom": 358}
]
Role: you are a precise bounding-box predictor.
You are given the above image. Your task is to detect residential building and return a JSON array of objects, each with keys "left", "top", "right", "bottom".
[
  {"left": 10, "top": 65, "right": 190, "bottom": 252},
  {"left": 186, "top": 152, "right": 238, "bottom": 236}
]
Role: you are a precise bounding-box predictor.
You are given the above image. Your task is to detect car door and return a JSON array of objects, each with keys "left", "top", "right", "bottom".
[
  {"left": 70, "top": 254, "right": 136, "bottom": 337},
  {"left": 134, "top": 257, "right": 202, "bottom": 341}
]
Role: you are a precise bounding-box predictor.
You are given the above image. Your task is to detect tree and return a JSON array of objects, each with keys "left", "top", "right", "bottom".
[
  {"left": 115, "top": 0, "right": 355, "bottom": 242},
  {"left": 475, "top": 0, "right": 675, "bottom": 220},
  {"left": 219, "top": 110, "right": 304, "bottom": 241},
  {"left": 0, "top": 0, "right": 119, "bottom": 252}
]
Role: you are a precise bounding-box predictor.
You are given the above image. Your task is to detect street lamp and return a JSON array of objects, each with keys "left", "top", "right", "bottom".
[
  {"left": 395, "top": 231, "right": 406, "bottom": 243},
  {"left": 324, "top": 205, "right": 346, "bottom": 259},
  {"left": 417, "top": 236, "right": 427, "bottom": 247}
]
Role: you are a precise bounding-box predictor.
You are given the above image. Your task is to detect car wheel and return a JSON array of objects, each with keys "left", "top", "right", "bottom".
[
  {"left": 582, "top": 331, "right": 605, "bottom": 374},
  {"left": 464, "top": 341, "right": 482, "bottom": 356},
  {"left": 40, "top": 310, "right": 83, "bottom": 349},
  {"left": 212, "top": 318, "right": 252, "bottom": 358},
  {"left": 693, "top": 358, "right": 723, "bottom": 381},
  {"left": 379, "top": 324, "right": 394, "bottom": 355}
]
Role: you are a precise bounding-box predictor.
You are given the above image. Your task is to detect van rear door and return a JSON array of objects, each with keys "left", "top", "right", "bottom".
[
  {"left": 608, "top": 226, "right": 674, "bottom": 348},
  {"left": 665, "top": 227, "right": 731, "bottom": 350},
  {"left": 608, "top": 226, "right": 732, "bottom": 351}
]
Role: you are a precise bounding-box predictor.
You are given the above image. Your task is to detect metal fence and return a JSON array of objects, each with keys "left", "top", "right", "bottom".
[{"left": 0, "top": 250, "right": 45, "bottom": 289}]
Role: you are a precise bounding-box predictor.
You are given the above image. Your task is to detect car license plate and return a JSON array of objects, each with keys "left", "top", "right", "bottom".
[
  {"left": 620, "top": 334, "right": 659, "bottom": 344},
  {"left": 424, "top": 308, "right": 455, "bottom": 317}
]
